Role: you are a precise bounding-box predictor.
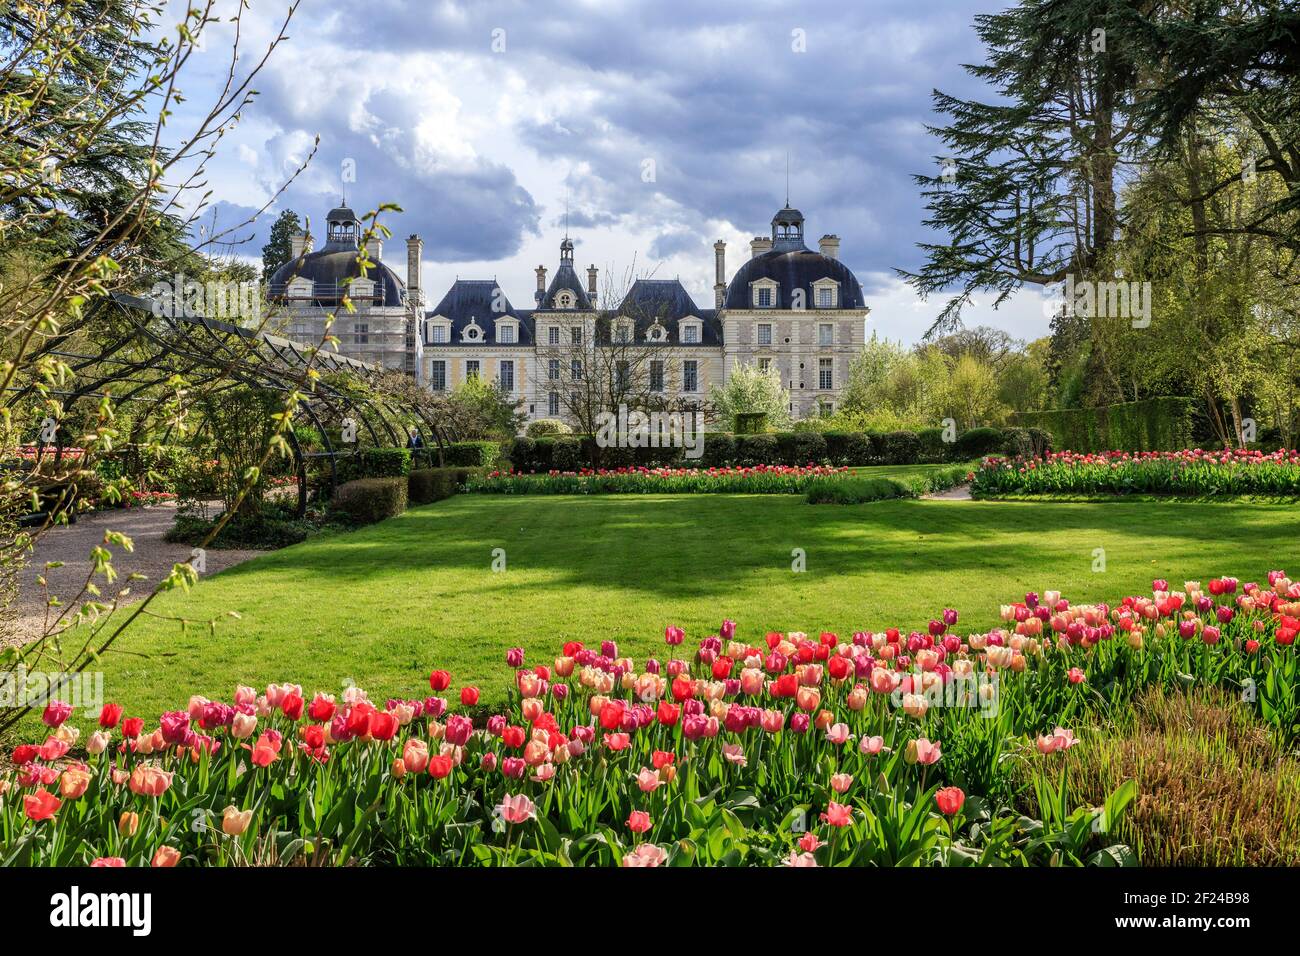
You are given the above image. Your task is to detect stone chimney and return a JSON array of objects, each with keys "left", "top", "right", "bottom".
[
  {"left": 365, "top": 236, "right": 384, "bottom": 263},
  {"left": 713, "top": 240, "right": 726, "bottom": 308},
  {"left": 290, "top": 231, "right": 312, "bottom": 259},
  {"left": 587, "top": 265, "right": 598, "bottom": 307},
  {"left": 750, "top": 236, "right": 773, "bottom": 259},
  {"left": 818, "top": 235, "right": 840, "bottom": 260},
  {"left": 535, "top": 265, "right": 548, "bottom": 305},
  {"left": 406, "top": 235, "right": 423, "bottom": 306}
]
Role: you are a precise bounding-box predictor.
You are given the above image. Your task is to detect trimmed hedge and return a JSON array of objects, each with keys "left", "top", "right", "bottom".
[
  {"left": 333, "top": 477, "right": 408, "bottom": 524},
  {"left": 441, "top": 441, "right": 499, "bottom": 468},
  {"left": 335, "top": 448, "right": 411, "bottom": 484},
  {"left": 408, "top": 467, "right": 482, "bottom": 505},
  {"left": 504, "top": 425, "right": 1012, "bottom": 472},
  {"left": 1012, "top": 397, "right": 1194, "bottom": 453}
]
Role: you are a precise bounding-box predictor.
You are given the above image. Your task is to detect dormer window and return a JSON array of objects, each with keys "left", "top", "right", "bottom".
[
  {"left": 646, "top": 323, "right": 666, "bottom": 343},
  {"left": 751, "top": 278, "right": 779, "bottom": 309},
  {"left": 812, "top": 278, "right": 839, "bottom": 309},
  {"left": 497, "top": 322, "right": 516, "bottom": 344},
  {"left": 614, "top": 322, "right": 632, "bottom": 344},
  {"left": 429, "top": 323, "right": 449, "bottom": 344},
  {"left": 555, "top": 291, "right": 575, "bottom": 310},
  {"left": 463, "top": 319, "right": 484, "bottom": 343},
  {"left": 680, "top": 320, "right": 701, "bottom": 344}
]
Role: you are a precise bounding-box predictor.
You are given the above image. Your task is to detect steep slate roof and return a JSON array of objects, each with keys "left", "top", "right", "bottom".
[
  {"left": 538, "top": 261, "right": 593, "bottom": 311},
  {"left": 615, "top": 278, "right": 722, "bottom": 345},
  {"left": 267, "top": 251, "right": 407, "bottom": 308},
  {"left": 723, "top": 246, "right": 866, "bottom": 310},
  {"left": 426, "top": 279, "right": 534, "bottom": 345}
]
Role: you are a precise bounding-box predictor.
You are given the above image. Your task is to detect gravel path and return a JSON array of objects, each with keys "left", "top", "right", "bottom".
[
  {"left": 5, "top": 504, "right": 264, "bottom": 647},
  {"left": 923, "top": 483, "right": 973, "bottom": 500}
]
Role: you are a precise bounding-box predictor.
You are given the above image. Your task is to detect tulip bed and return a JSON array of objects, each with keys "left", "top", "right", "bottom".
[
  {"left": 973, "top": 448, "right": 1300, "bottom": 498},
  {"left": 464, "top": 463, "right": 973, "bottom": 498},
  {"left": 465, "top": 463, "right": 849, "bottom": 495},
  {"left": 4, "top": 571, "right": 1299, "bottom": 867}
]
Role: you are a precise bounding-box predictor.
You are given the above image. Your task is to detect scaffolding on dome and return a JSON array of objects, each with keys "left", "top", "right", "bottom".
[{"left": 4, "top": 293, "right": 451, "bottom": 517}]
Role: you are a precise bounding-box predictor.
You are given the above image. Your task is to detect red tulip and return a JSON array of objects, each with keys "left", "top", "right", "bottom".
[
  {"left": 281, "top": 691, "right": 304, "bottom": 721},
  {"left": 428, "top": 755, "right": 453, "bottom": 779},
  {"left": 369, "top": 711, "right": 398, "bottom": 741},
  {"left": 460, "top": 686, "right": 480, "bottom": 707},
  {"left": 123, "top": 717, "right": 144, "bottom": 738},
  {"left": 656, "top": 701, "right": 680, "bottom": 726},
  {"left": 24, "top": 789, "right": 61, "bottom": 823},
  {"left": 429, "top": 670, "right": 451, "bottom": 692},
  {"left": 98, "top": 703, "right": 123, "bottom": 729},
  {"left": 935, "top": 787, "right": 965, "bottom": 815}
]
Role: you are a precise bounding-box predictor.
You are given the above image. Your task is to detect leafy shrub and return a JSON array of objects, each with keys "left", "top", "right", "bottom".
[
  {"left": 165, "top": 502, "right": 316, "bottom": 550},
  {"left": 822, "top": 430, "right": 873, "bottom": 466},
  {"left": 805, "top": 475, "right": 914, "bottom": 504},
  {"left": 736, "top": 432, "right": 779, "bottom": 466},
  {"left": 408, "top": 467, "right": 482, "bottom": 505},
  {"left": 441, "top": 441, "right": 499, "bottom": 468},
  {"left": 790, "top": 431, "right": 827, "bottom": 464},
  {"left": 1027, "top": 427, "right": 1054, "bottom": 458},
  {"left": 552, "top": 436, "right": 583, "bottom": 472},
  {"left": 1000, "top": 426, "right": 1034, "bottom": 459},
  {"left": 333, "top": 477, "right": 408, "bottom": 525},
  {"left": 916, "top": 427, "right": 949, "bottom": 462},
  {"left": 525, "top": 418, "right": 572, "bottom": 438},
  {"left": 955, "top": 427, "right": 1004, "bottom": 459},
  {"left": 700, "top": 433, "right": 737, "bottom": 468},
  {"left": 878, "top": 430, "right": 922, "bottom": 464},
  {"left": 468, "top": 464, "right": 846, "bottom": 495},
  {"left": 508, "top": 436, "right": 537, "bottom": 472},
  {"left": 336, "top": 448, "right": 412, "bottom": 484}
]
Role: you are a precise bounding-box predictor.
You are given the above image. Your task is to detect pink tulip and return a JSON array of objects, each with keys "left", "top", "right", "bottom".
[{"left": 496, "top": 793, "right": 536, "bottom": 825}]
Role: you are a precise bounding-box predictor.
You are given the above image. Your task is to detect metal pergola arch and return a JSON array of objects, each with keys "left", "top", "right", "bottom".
[{"left": 5, "top": 293, "right": 451, "bottom": 516}]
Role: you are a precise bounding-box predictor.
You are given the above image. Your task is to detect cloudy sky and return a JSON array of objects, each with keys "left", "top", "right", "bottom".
[{"left": 171, "top": 0, "right": 1053, "bottom": 344}]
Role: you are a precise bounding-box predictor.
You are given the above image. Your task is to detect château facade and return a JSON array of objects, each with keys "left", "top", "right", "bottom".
[{"left": 268, "top": 202, "right": 870, "bottom": 422}]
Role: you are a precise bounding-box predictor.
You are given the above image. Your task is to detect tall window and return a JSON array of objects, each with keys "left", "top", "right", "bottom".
[
  {"left": 650, "top": 360, "right": 664, "bottom": 392},
  {"left": 548, "top": 392, "right": 560, "bottom": 416},
  {"left": 498, "top": 324, "right": 515, "bottom": 344},
  {"left": 757, "top": 357, "right": 771, "bottom": 372},
  {"left": 466, "top": 359, "right": 480, "bottom": 380},
  {"left": 615, "top": 323, "right": 630, "bottom": 344},
  {"left": 353, "top": 322, "right": 369, "bottom": 344},
  {"left": 757, "top": 323, "right": 772, "bottom": 345},
  {"left": 499, "top": 360, "right": 515, "bottom": 392},
  {"left": 818, "top": 357, "right": 832, "bottom": 390},
  {"left": 548, "top": 359, "right": 560, "bottom": 381},
  {"left": 682, "top": 324, "right": 699, "bottom": 344},
  {"left": 683, "top": 360, "right": 698, "bottom": 392},
  {"left": 816, "top": 287, "right": 834, "bottom": 309},
  {"left": 755, "top": 287, "right": 774, "bottom": 308},
  {"left": 615, "top": 360, "right": 630, "bottom": 391},
  {"left": 819, "top": 323, "right": 833, "bottom": 346},
  {"left": 570, "top": 327, "right": 583, "bottom": 345},
  {"left": 571, "top": 358, "right": 583, "bottom": 380},
  {"left": 431, "top": 325, "right": 447, "bottom": 343},
  {"left": 548, "top": 326, "right": 560, "bottom": 345},
  {"left": 430, "top": 360, "right": 446, "bottom": 391},
  {"left": 820, "top": 400, "right": 834, "bottom": 417}
]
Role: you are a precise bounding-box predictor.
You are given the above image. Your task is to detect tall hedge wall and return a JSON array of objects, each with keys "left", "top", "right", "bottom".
[{"left": 1011, "top": 397, "right": 1196, "bottom": 452}]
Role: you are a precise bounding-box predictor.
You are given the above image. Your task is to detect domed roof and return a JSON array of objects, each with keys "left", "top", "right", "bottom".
[
  {"left": 267, "top": 250, "right": 406, "bottom": 307},
  {"left": 724, "top": 246, "right": 865, "bottom": 310}
]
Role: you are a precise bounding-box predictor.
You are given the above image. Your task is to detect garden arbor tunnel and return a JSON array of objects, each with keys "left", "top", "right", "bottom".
[{"left": 5, "top": 292, "right": 449, "bottom": 517}]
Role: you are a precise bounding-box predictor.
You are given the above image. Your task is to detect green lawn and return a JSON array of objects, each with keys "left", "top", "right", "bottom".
[
  {"left": 845, "top": 461, "right": 975, "bottom": 479},
  {"left": 64, "top": 493, "right": 1300, "bottom": 723}
]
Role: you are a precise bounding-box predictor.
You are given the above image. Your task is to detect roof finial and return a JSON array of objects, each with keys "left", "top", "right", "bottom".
[
  {"left": 785, "top": 151, "right": 790, "bottom": 207},
  {"left": 564, "top": 185, "right": 570, "bottom": 240}
]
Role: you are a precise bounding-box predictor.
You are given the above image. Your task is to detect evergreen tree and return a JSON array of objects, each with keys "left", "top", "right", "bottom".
[
  {"left": 900, "top": 0, "right": 1154, "bottom": 335},
  {"left": 261, "top": 209, "right": 303, "bottom": 283}
]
